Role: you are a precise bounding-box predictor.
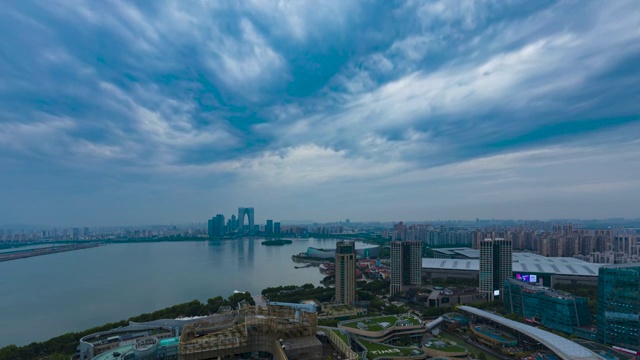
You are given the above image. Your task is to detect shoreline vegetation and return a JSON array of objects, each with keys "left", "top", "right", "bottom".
[
  {"left": 0, "top": 292, "right": 256, "bottom": 360},
  {"left": 0, "top": 279, "right": 504, "bottom": 360},
  {"left": 0, "top": 281, "right": 388, "bottom": 360}
]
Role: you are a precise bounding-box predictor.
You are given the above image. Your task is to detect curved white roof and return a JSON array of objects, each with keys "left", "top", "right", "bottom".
[
  {"left": 422, "top": 252, "right": 603, "bottom": 277},
  {"left": 458, "top": 306, "right": 600, "bottom": 360}
]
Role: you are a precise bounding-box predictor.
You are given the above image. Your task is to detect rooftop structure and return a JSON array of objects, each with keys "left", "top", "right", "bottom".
[
  {"left": 306, "top": 243, "right": 380, "bottom": 259},
  {"left": 470, "top": 325, "right": 518, "bottom": 347},
  {"left": 90, "top": 337, "right": 179, "bottom": 360},
  {"left": 458, "top": 306, "right": 601, "bottom": 360},
  {"left": 422, "top": 338, "right": 467, "bottom": 358},
  {"left": 355, "top": 338, "right": 426, "bottom": 359},
  {"left": 267, "top": 300, "right": 318, "bottom": 313},
  {"left": 78, "top": 321, "right": 190, "bottom": 360},
  {"left": 423, "top": 251, "right": 604, "bottom": 286},
  {"left": 442, "top": 313, "right": 469, "bottom": 326},
  {"left": 427, "top": 287, "right": 484, "bottom": 308},
  {"left": 322, "top": 328, "right": 359, "bottom": 360},
  {"left": 431, "top": 247, "right": 481, "bottom": 259},
  {"left": 338, "top": 314, "right": 426, "bottom": 344},
  {"left": 281, "top": 336, "right": 323, "bottom": 360},
  {"left": 317, "top": 303, "right": 367, "bottom": 320},
  {"left": 178, "top": 305, "right": 322, "bottom": 360}
]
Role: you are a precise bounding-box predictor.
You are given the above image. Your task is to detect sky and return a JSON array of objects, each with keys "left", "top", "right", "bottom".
[{"left": 1, "top": 0, "right": 639, "bottom": 226}]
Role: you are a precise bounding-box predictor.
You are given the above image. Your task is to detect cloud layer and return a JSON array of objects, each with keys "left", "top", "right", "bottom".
[{"left": 1, "top": 0, "right": 639, "bottom": 225}]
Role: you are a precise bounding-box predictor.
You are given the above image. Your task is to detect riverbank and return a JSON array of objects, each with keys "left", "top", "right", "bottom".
[
  {"left": 0, "top": 243, "right": 99, "bottom": 262},
  {"left": 0, "top": 291, "right": 255, "bottom": 360},
  {"left": 0, "top": 239, "right": 330, "bottom": 347}
]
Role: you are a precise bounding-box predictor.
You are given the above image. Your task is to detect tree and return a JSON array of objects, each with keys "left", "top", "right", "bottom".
[
  {"left": 398, "top": 335, "right": 412, "bottom": 346},
  {"left": 478, "top": 352, "right": 488, "bottom": 360}
]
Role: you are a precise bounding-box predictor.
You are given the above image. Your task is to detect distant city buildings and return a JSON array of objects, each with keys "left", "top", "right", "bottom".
[
  {"left": 265, "top": 219, "right": 273, "bottom": 235},
  {"left": 479, "top": 238, "right": 512, "bottom": 301},
  {"left": 3, "top": 218, "right": 640, "bottom": 270},
  {"left": 390, "top": 240, "right": 422, "bottom": 296},
  {"left": 207, "top": 214, "right": 225, "bottom": 238},
  {"left": 596, "top": 264, "right": 640, "bottom": 352},
  {"left": 334, "top": 241, "right": 356, "bottom": 305}
]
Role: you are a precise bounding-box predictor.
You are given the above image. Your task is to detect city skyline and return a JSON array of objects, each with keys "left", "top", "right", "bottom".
[
  {"left": 5, "top": 214, "right": 640, "bottom": 230},
  {"left": 1, "top": 1, "right": 640, "bottom": 226}
]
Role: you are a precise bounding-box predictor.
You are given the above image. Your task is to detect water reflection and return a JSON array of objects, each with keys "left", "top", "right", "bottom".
[{"left": 0, "top": 238, "right": 345, "bottom": 347}]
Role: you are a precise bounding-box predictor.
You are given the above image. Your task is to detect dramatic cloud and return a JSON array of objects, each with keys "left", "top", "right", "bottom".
[{"left": 1, "top": 0, "right": 639, "bottom": 225}]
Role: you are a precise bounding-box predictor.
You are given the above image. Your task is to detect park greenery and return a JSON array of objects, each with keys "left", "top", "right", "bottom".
[
  {"left": 262, "top": 283, "right": 334, "bottom": 303},
  {"left": 0, "top": 292, "right": 254, "bottom": 360}
]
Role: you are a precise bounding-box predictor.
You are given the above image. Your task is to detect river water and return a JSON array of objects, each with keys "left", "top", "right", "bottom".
[{"left": 0, "top": 238, "right": 343, "bottom": 347}]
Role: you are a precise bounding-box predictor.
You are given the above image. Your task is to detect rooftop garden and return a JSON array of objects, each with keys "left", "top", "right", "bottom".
[
  {"left": 341, "top": 314, "right": 421, "bottom": 332},
  {"left": 356, "top": 338, "right": 425, "bottom": 359},
  {"left": 424, "top": 339, "right": 467, "bottom": 353},
  {"left": 332, "top": 329, "right": 349, "bottom": 345}
]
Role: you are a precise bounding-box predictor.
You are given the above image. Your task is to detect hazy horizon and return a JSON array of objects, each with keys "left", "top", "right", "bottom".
[
  {"left": 2, "top": 216, "right": 639, "bottom": 229},
  {"left": 1, "top": 1, "right": 639, "bottom": 226}
]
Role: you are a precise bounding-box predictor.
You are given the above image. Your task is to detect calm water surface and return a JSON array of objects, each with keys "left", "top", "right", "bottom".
[{"left": 0, "top": 238, "right": 342, "bottom": 347}]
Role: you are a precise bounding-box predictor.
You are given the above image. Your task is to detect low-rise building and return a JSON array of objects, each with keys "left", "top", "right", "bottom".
[
  {"left": 177, "top": 304, "right": 345, "bottom": 360},
  {"left": 78, "top": 319, "right": 198, "bottom": 360},
  {"left": 338, "top": 314, "right": 427, "bottom": 344},
  {"left": 426, "top": 287, "right": 484, "bottom": 308}
]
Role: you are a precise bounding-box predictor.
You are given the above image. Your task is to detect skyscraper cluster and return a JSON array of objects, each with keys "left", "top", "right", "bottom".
[{"left": 206, "top": 207, "right": 262, "bottom": 238}]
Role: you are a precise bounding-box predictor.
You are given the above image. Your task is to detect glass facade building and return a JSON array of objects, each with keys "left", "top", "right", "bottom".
[
  {"left": 596, "top": 264, "right": 640, "bottom": 352},
  {"left": 503, "top": 278, "right": 591, "bottom": 335},
  {"left": 390, "top": 240, "right": 422, "bottom": 295},
  {"left": 480, "top": 238, "right": 512, "bottom": 301}
]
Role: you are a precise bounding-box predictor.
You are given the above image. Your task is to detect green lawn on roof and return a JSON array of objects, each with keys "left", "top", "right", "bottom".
[
  {"left": 332, "top": 329, "right": 349, "bottom": 345},
  {"left": 341, "top": 315, "right": 420, "bottom": 331},
  {"left": 357, "top": 338, "right": 425, "bottom": 359},
  {"left": 399, "top": 315, "right": 421, "bottom": 325},
  {"left": 341, "top": 316, "right": 400, "bottom": 331},
  {"left": 424, "top": 342, "right": 466, "bottom": 353}
]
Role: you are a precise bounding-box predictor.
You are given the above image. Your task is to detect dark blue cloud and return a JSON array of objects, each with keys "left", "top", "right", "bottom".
[{"left": 1, "top": 0, "right": 639, "bottom": 225}]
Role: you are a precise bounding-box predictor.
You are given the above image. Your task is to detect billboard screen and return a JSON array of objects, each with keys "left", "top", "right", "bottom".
[{"left": 516, "top": 274, "right": 538, "bottom": 283}]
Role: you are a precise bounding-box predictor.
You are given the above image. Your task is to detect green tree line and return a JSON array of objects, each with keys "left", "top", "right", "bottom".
[
  {"left": 262, "top": 283, "right": 334, "bottom": 303},
  {"left": 0, "top": 292, "right": 254, "bottom": 360}
]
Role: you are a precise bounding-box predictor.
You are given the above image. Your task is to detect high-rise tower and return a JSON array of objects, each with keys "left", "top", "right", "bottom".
[
  {"left": 237, "top": 207, "right": 255, "bottom": 234},
  {"left": 479, "top": 238, "right": 512, "bottom": 301},
  {"left": 390, "top": 240, "right": 422, "bottom": 296},
  {"left": 335, "top": 241, "right": 356, "bottom": 305}
]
